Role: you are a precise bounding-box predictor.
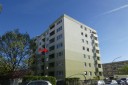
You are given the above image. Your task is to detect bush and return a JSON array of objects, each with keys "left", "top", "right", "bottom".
[
  {"left": 23, "top": 76, "right": 56, "bottom": 85},
  {"left": 65, "top": 78, "right": 80, "bottom": 85}
]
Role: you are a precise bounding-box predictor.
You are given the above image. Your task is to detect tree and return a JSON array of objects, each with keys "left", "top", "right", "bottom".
[
  {"left": 28, "top": 38, "right": 38, "bottom": 75},
  {"left": 0, "top": 29, "right": 31, "bottom": 77},
  {"left": 0, "top": 4, "right": 2, "bottom": 13},
  {"left": 118, "top": 65, "right": 128, "bottom": 75}
]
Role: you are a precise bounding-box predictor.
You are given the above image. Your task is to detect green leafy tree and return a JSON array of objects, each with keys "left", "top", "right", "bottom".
[
  {"left": 118, "top": 65, "right": 128, "bottom": 75},
  {"left": 0, "top": 29, "right": 31, "bottom": 76},
  {"left": 28, "top": 38, "right": 38, "bottom": 75}
]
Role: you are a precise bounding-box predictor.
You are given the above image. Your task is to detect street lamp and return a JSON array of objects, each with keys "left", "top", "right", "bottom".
[{"left": 111, "top": 56, "right": 121, "bottom": 78}]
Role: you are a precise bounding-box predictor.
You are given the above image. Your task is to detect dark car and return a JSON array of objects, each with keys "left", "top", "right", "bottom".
[
  {"left": 120, "top": 78, "right": 128, "bottom": 85},
  {"left": 116, "top": 79, "right": 125, "bottom": 85}
]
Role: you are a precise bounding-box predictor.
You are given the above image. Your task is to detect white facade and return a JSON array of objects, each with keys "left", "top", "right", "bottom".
[{"left": 34, "top": 14, "right": 103, "bottom": 80}]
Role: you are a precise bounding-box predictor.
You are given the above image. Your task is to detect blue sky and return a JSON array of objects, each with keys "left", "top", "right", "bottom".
[{"left": 0, "top": 0, "right": 128, "bottom": 63}]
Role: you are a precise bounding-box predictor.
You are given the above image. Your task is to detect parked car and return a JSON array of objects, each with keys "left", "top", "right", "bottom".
[
  {"left": 97, "top": 80, "right": 105, "bottom": 85},
  {"left": 116, "top": 79, "right": 126, "bottom": 85},
  {"left": 27, "top": 80, "right": 52, "bottom": 85},
  {"left": 84, "top": 80, "right": 105, "bottom": 85},
  {"left": 105, "top": 80, "right": 118, "bottom": 85},
  {"left": 120, "top": 78, "right": 128, "bottom": 85}
]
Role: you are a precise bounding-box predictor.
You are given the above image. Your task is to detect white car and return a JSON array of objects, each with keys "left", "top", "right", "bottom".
[
  {"left": 97, "top": 80, "right": 105, "bottom": 85},
  {"left": 27, "top": 80, "right": 52, "bottom": 85},
  {"left": 105, "top": 80, "right": 118, "bottom": 85}
]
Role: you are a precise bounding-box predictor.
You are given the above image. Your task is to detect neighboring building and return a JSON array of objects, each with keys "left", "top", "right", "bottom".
[
  {"left": 102, "top": 60, "right": 128, "bottom": 78},
  {"left": 33, "top": 14, "right": 103, "bottom": 80}
]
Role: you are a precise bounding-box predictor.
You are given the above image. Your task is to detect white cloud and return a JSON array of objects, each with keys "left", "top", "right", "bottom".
[
  {"left": 95, "top": 4, "right": 128, "bottom": 17},
  {"left": 102, "top": 4, "right": 128, "bottom": 15}
]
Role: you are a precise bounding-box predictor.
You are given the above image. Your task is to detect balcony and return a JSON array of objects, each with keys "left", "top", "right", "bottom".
[
  {"left": 50, "top": 24, "right": 55, "bottom": 30},
  {"left": 49, "top": 62, "right": 55, "bottom": 68},
  {"left": 50, "top": 31, "right": 55, "bottom": 37},
  {"left": 48, "top": 71, "right": 55, "bottom": 76},
  {"left": 98, "top": 68, "right": 103, "bottom": 72},
  {"left": 94, "top": 39, "right": 99, "bottom": 44},
  {"left": 93, "top": 34, "right": 98, "bottom": 37},
  {"left": 49, "top": 45, "right": 55, "bottom": 51},
  {"left": 49, "top": 54, "right": 55, "bottom": 59},
  {"left": 42, "top": 38, "right": 45, "bottom": 42},
  {"left": 49, "top": 38, "right": 55, "bottom": 44}
]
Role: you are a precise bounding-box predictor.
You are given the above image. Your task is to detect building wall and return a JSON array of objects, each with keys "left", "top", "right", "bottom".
[
  {"left": 33, "top": 14, "right": 103, "bottom": 80},
  {"left": 63, "top": 15, "right": 103, "bottom": 80}
]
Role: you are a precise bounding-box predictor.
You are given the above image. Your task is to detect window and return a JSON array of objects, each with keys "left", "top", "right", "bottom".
[
  {"left": 89, "top": 63, "right": 91, "bottom": 67},
  {"left": 57, "top": 34, "right": 62, "bottom": 40},
  {"left": 84, "top": 62, "right": 87, "bottom": 67},
  {"left": 87, "top": 48, "right": 89, "bottom": 52},
  {"left": 81, "top": 25, "right": 83, "bottom": 28},
  {"left": 50, "top": 30, "right": 55, "bottom": 36},
  {"left": 86, "top": 40, "right": 88, "bottom": 44},
  {"left": 56, "top": 43, "right": 63, "bottom": 49},
  {"left": 99, "top": 72, "right": 102, "bottom": 76},
  {"left": 89, "top": 71, "right": 92, "bottom": 76},
  {"left": 95, "top": 37, "right": 97, "bottom": 40},
  {"left": 56, "top": 51, "right": 63, "bottom": 58},
  {"left": 56, "top": 71, "right": 63, "bottom": 76},
  {"left": 96, "top": 50, "right": 99, "bottom": 54},
  {"left": 92, "top": 31, "right": 96, "bottom": 34},
  {"left": 82, "top": 39, "right": 84, "bottom": 43},
  {"left": 56, "top": 62, "right": 63, "bottom": 66},
  {"left": 42, "top": 38, "right": 45, "bottom": 42},
  {"left": 97, "top": 57, "right": 100, "bottom": 60},
  {"left": 57, "top": 26, "right": 62, "bottom": 32},
  {"left": 83, "top": 54, "right": 86, "bottom": 58},
  {"left": 49, "top": 62, "right": 55, "bottom": 67},
  {"left": 49, "top": 38, "right": 55, "bottom": 44},
  {"left": 57, "top": 19, "right": 62, "bottom": 25},
  {"left": 49, "top": 45, "right": 55, "bottom": 51},
  {"left": 98, "top": 64, "right": 101, "bottom": 68},
  {"left": 81, "top": 32, "right": 83, "bottom": 35},
  {"left": 95, "top": 43, "right": 98, "bottom": 47},
  {"left": 85, "top": 34, "right": 88, "bottom": 37},
  {"left": 49, "top": 71, "right": 54, "bottom": 76},
  {"left": 42, "top": 45, "right": 45, "bottom": 48},
  {"left": 50, "top": 24, "right": 55, "bottom": 30},
  {"left": 84, "top": 27, "right": 87, "bottom": 30},
  {"left": 83, "top": 46, "right": 85, "bottom": 50},
  {"left": 49, "top": 54, "right": 55, "bottom": 59}
]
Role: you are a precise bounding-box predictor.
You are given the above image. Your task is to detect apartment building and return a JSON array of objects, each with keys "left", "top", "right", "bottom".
[
  {"left": 102, "top": 60, "right": 128, "bottom": 78},
  {"left": 33, "top": 14, "right": 103, "bottom": 80}
]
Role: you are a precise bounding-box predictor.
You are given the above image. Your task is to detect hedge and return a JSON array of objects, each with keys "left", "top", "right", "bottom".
[
  {"left": 65, "top": 78, "right": 80, "bottom": 85},
  {"left": 23, "top": 76, "right": 56, "bottom": 85}
]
